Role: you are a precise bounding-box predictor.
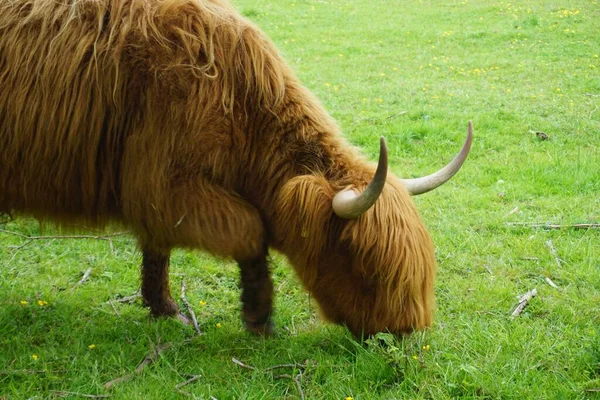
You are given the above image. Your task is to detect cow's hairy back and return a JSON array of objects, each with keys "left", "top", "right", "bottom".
[{"left": 0, "top": 0, "right": 288, "bottom": 224}]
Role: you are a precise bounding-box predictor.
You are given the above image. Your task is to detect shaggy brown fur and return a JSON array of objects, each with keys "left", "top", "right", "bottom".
[{"left": 0, "top": 0, "right": 435, "bottom": 337}]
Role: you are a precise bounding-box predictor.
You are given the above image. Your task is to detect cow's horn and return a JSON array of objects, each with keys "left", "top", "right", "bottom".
[
  {"left": 401, "top": 121, "right": 473, "bottom": 195},
  {"left": 332, "top": 137, "right": 388, "bottom": 219}
]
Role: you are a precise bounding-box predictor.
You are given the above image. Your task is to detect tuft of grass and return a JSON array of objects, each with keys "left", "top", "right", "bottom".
[{"left": 1, "top": 0, "right": 599, "bottom": 398}]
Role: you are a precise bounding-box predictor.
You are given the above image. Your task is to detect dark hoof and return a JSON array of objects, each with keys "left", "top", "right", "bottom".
[
  {"left": 148, "top": 299, "right": 180, "bottom": 318},
  {"left": 245, "top": 320, "right": 274, "bottom": 336}
]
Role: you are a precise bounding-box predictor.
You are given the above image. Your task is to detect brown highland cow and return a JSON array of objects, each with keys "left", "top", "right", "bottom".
[{"left": 0, "top": 0, "right": 472, "bottom": 338}]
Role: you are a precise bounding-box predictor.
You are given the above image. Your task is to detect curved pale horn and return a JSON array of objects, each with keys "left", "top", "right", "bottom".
[
  {"left": 332, "top": 137, "right": 388, "bottom": 219},
  {"left": 401, "top": 121, "right": 473, "bottom": 195}
]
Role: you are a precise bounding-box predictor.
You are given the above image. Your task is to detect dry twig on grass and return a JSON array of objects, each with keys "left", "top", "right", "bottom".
[
  {"left": 544, "top": 277, "right": 559, "bottom": 289},
  {"left": 175, "top": 375, "right": 202, "bottom": 389},
  {"left": 231, "top": 357, "right": 257, "bottom": 371},
  {"left": 505, "top": 222, "right": 600, "bottom": 230},
  {"left": 104, "top": 341, "right": 171, "bottom": 389},
  {"left": 50, "top": 391, "right": 110, "bottom": 399},
  {"left": 180, "top": 280, "right": 202, "bottom": 335},
  {"left": 545, "top": 240, "right": 562, "bottom": 268},
  {"left": 265, "top": 363, "right": 311, "bottom": 372},
  {"left": 0, "top": 369, "right": 48, "bottom": 375},
  {"left": 106, "top": 292, "right": 141, "bottom": 304},
  {"left": 520, "top": 257, "right": 539, "bottom": 262},
  {"left": 108, "top": 300, "right": 123, "bottom": 320},
  {"left": 0, "top": 229, "right": 129, "bottom": 251},
  {"left": 274, "top": 374, "right": 305, "bottom": 400},
  {"left": 174, "top": 375, "right": 202, "bottom": 397},
  {"left": 511, "top": 288, "right": 538, "bottom": 317},
  {"left": 71, "top": 268, "right": 93, "bottom": 290},
  {"left": 231, "top": 358, "right": 312, "bottom": 400}
]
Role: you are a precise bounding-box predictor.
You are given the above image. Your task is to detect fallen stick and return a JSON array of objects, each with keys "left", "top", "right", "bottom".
[
  {"left": 545, "top": 240, "right": 562, "bottom": 268},
  {"left": 274, "top": 374, "right": 305, "bottom": 400},
  {"left": 50, "top": 391, "right": 110, "bottom": 399},
  {"left": 232, "top": 358, "right": 313, "bottom": 400},
  {"left": 71, "top": 268, "right": 93, "bottom": 290},
  {"left": 544, "top": 277, "right": 559, "bottom": 289},
  {"left": 231, "top": 357, "right": 257, "bottom": 371},
  {"left": 520, "top": 257, "right": 539, "bottom": 262},
  {"left": 0, "top": 229, "right": 130, "bottom": 252},
  {"left": 108, "top": 300, "right": 122, "bottom": 319},
  {"left": 180, "top": 280, "right": 202, "bottom": 335},
  {"left": 104, "top": 342, "right": 171, "bottom": 389},
  {"left": 107, "top": 292, "right": 141, "bottom": 304},
  {"left": 175, "top": 375, "right": 202, "bottom": 389},
  {"left": 511, "top": 288, "right": 538, "bottom": 317},
  {"left": 0, "top": 229, "right": 129, "bottom": 241},
  {"left": 0, "top": 369, "right": 48, "bottom": 375},
  {"left": 174, "top": 375, "right": 202, "bottom": 397},
  {"left": 265, "top": 362, "right": 311, "bottom": 372},
  {"left": 505, "top": 222, "right": 599, "bottom": 230}
]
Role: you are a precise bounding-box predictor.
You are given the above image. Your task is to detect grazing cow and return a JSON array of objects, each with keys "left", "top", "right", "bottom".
[{"left": 0, "top": 0, "right": 472, "bottom": 337}]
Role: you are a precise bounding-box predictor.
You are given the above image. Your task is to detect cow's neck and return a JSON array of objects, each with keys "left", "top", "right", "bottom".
[{"left": 237, "top": 82, "right": 371, "bottom": 242}]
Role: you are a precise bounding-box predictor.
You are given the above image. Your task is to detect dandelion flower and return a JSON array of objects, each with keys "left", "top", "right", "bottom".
[
  {"left": 216, "top": 323, "right": 222, "bottom": 328},
  {"left": 199, "top": 300, "right": 207, "bottom": 306},
  {"left": 32, "top": 354, "right": 38, "bottom": 360},
  {"left": 88, "top": 344, "right": 96, "bottom": 349},
  {"left": 20, "top": 300, "right": 28, "bottom": 305},
  {"left": 345, "top": 397, "right": 354, "bottom": 400}
]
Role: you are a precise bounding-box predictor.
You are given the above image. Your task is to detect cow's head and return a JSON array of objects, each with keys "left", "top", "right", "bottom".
[{"left": 275, "top": 122, "right": 472, "bottom": 338}]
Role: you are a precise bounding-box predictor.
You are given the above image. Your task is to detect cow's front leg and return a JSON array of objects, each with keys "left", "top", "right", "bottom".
[
  {"left": 126, "top": 178, "right": 272, "bottom": 333},
  {"left": 237, "top": 250, "right": 273, "bottom": 336}
]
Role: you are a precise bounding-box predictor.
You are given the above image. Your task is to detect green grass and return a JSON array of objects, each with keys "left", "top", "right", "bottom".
[{"left": 1, "top": 0, "right": 599, "bottom": 398}]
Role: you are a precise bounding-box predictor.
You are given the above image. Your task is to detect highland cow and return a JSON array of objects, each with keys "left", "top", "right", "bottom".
[{"left": 0, "top": 0, "right": 472, "bottom": 337}]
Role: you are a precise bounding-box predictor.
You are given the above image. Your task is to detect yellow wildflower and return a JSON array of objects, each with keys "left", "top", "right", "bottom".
[
  {"left": 32, "top": 354, "right": 38, "bottom": 360},
  {"left": 37, "top": 300, "right": 48, "bottom": 306},
  {"left": 88, "top": 344, "right": 96, "bottom": 349},
  {"left": 20, "top": 300, "right": 28, "bottom": 305},
  {"left": 199, "top": 300, "right": 207, "bottom": 306},
  {"left": 216, "top": 323, "right": 222, "bottom": 328}
]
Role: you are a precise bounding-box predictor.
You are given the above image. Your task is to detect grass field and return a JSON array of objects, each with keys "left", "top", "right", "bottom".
[{"left": 1, "top": 0, "right": 599, "bottom": 398}]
